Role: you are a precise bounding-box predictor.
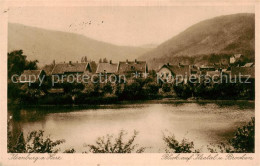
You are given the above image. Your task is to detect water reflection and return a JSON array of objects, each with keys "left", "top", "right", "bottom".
[{"left": 8, "top": 100, "right": 254, "bottom": 153}]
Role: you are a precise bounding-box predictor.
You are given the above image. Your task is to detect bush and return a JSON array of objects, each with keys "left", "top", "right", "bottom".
[
  {"left": 102, "top": 83, "right": 113, "bottom": 94},
  {"left": 85, "top": 130, "right": 146, "bottom": 153},
  {"left": 173, "top": 84, "right": 193, "bottom": 99},
  {"left": 144, "top": 82, "right": 160, "bottom": 95},
  {"left": 163, "top": 133, "right": 199, "bottom": 153},
  {"left": 230, "top": 117, "right": 255, "bottom": 153},
  {"left": 207, "top": 117, "right": 255, "bottom": 153},
  {"left": 162, "top": 83, "right": 171, "bottom": 93},
  {"left": 119, "top": 82, "right": 142, "bottom": 100},
  {"left": 8, "top": 130, "right": 65, "bottom": 153}
]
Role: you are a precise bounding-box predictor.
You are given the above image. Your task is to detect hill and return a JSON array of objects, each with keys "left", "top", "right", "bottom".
[
  {"left": 8, "top": 23, "right": 151, "bottom": 65},
  {"left": 139, "top": 13, "right": 255, "bottom": 69}
]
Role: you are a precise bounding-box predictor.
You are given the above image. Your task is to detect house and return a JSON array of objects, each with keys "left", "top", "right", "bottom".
[
  {"left": 96, "top": 60, "right": 118, "bottom": 74},
  {"left": 19, "top": 70, "right": 46, "bottom": 83},
  {"left": 230, "top": 54, "right": 243, "bottom": 64},
  {"left": 157, "top": 63, "right": 190, "bottom": 83},
  {"left": 118, "top": 59, "right": 148, "bottom": 77},
  {"left": 51, "top": 61, "right": 94, "bottom": 76}
]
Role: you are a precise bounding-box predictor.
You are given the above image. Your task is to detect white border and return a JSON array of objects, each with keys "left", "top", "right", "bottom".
[{"left": 0, "top": 1, "right": 259, "bottom": 166}]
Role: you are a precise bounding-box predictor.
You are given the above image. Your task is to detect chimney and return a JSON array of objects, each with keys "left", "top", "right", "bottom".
[
  {"left": 126, "top": 59, "right": 128, "bottom": 64},
  {"left": 167, "top": 63, "right": 169, "bottom": 66},
  {"left": 53, "top": 60, "right": 55, "bottom": 65},
  {"left": 110, "top": 60, "right": 112, "bottom": 64},
  {"left": 69, "top": 61, "right": 72, "bottom": 65},
  {"left": 135, "top": 59, "right": 137, "bottom": 63}
]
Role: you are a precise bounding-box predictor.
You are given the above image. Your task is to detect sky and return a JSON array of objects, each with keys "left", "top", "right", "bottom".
[{"left": 8, "top": 6, "right": 254, "bottom": 47}]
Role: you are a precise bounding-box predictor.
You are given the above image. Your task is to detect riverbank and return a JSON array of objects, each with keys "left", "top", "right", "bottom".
[{"left": 8, "top": 98, "right": 255, "bottom": 110}]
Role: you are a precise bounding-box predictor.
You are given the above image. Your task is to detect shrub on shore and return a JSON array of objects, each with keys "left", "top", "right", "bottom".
[
  {"left": 163, "top": 133, "right": 200, "bottom": 153},
  {"left": 84, "top": 130, "right": 146, "bottom": 153},
  {"left": 208, "top": 117, "right": 255, "bottom": 153},
  {"left": 8, "top": 130, "right": 65, "bottom": 153},
  {"left": 8, "top": 118, "right": 254, "bottom": 153}
]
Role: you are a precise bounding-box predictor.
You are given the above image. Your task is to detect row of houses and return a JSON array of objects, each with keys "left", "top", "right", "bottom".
[
  {"left": 158, "top": 62, "right": 255, "bottom": 83},
  {"left": 19, "top": 59, "right": 148, "bottom": 82},
  {"left": 18, "top": 51, "right": 255, "bottom": 83},
  {"left": 19, "top": 60, "right": 255, "bottom": 84},
  {"left": 47, "top": 59, "right": 148, "bottom": 76}
]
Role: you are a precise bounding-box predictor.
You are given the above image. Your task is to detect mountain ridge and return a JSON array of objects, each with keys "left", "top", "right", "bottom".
[
  {"left": 138, "top": 13, "right": 255, "bottom": 69},
  {"left": 8, "top": 23, "right": 151, "bottom": 65}
]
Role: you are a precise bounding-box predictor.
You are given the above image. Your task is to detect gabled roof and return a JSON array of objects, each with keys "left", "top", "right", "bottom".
[
  {"left": 230, "top": 67, "right": 255, "bottom": 78},
  {"left": 96, "top": 63, "right": 118, "bottom": 74},
  {"left": 118, "top": 61, "right": 147, "bottom": 74},
  {"left": 242, "top": 62, "right": 254, "bottom": 67},
  {"left": 159, "top": 64, "right": 190, "bottom": 76},
  {"left": 52, "top": 62, "right": 90, "bottom": 75},
  {"left": 20, "top": 70, "right": 44, "bottom": 82},
  {"left": 42, "top": 64, "right": 55, "bottom": 76},
  {"left": 233, "top": 54, "right": 243, "bottom": 59}
]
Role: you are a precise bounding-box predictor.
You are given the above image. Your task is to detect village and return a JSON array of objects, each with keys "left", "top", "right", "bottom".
[
  {"left": 7, "top": 52, "right": 253, "bottom": 105},
  {"left": 19, "top": 53, "right": 254, "bottom": 85}
]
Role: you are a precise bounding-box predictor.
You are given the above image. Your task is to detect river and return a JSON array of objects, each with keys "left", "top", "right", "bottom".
[{"left": 8, "top": 100, "right": 254, "bottom": 153}]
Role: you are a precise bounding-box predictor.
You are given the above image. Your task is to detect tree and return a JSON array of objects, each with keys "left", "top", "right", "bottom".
[
  {"left": 120, "top": 82, "right": 142, "bottom": 99},
  {"left": 8, "top": 50, "right": 38, "bottom": 78},
  {"left": 102, "top": 83, "right": 113, "bottom": 94},
  {"left": 162, "top": 83, "right": 171, "bottom": 93},
  {"left": 103, "top": 58, "right": 108, "bottom": 63},
  {"left": 144, "top": 82, "right": 160, "bottom": 95}
]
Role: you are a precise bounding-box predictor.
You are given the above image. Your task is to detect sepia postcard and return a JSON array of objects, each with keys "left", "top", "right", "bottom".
[{"left": 0, "top": 0, "right": 259, "bottom": 165}]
